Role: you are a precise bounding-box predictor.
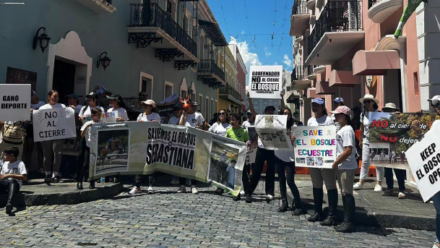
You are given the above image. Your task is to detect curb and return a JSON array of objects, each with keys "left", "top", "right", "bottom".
[
  {"left": 287, "top": 192, "right": 436, "bottom": 231},
  {"left": 0, "top": 183, "right": 125, "bottom": 207}
]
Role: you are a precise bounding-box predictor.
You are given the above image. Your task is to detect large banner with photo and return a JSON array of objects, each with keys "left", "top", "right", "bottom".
[
  {"left": 89, "top": 122, "right": 247, "bottom": 196},
  {"left": 368, "top": 112, "right": 440, "bottom": 169},
  {"left": 406, "top": 123, "right": 440, "bottom": 202},
  {"left": 254, "top": 115, "right": 292, "bottom": 150},
  {"left": 248, "top": 65, "right": 282, "bottom": 99},
  {"left": 293, "top": 126, "right": 337, "bottom": 169}
]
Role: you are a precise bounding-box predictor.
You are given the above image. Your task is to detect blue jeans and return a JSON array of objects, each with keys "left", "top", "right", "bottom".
[{"left": 432, "top": 191, "right": 440, "bottom": 242}]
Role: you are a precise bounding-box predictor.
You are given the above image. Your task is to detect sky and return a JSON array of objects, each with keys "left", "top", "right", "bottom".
[{"left": 206, "top": 0, "right": 293, "bottom": 84}]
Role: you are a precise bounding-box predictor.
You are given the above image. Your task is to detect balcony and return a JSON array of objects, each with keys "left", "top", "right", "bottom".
[
  {"left": 197, "top": 60, "right": 226, "bottom": 89},
  {"left": 219, "top": 85, "right": 243, "bottom": 105},
  {"left": 368, "top": 0, "right": 403, "bottom": 23},
  {"left": 290, "top": 0, "right": 310, "bottom": 36},
  {"left": 291, "top": 65, "right": 312, "bottom": 90},
  {"left": 305, "top": 0, "right": 365, "bottom": 65},
  {"left": 128, "top": 3, "right": 198, "bottom": 68},
  {"left": 75, "top": 0, "right": 116, "bottom": 14}
]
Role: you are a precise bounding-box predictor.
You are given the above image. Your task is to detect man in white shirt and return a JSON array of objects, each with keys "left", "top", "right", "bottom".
[
  {"left": 0, "top": 147, "right": 27, "bottom": 215},
  {"left": 179, "top": 102, "right": 204, "bottom": 128}
]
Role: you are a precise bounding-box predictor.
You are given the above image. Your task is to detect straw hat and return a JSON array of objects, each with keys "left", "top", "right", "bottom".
[{"left": 359, "top": 94, "right": 379, "bottom": 104}]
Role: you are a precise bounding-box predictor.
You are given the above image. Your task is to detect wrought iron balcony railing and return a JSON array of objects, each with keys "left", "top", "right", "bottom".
[
  {"left": 129, "top": 3, "right": 197, "bottom": 57},
  {"left": 198, "top": 60, "right": 225, "bottom": 81},
  {"left": 219, "top": 85, "right": 243, "bottom": 102},
  {"left": 307, "top": 0, "right": 362, "bottom": 56},
  {"left": 292, "top": 0, "right": 309, "bottom": 15},
  {"left": 292, "top": 65, "right": 307, "bottom": 82}
]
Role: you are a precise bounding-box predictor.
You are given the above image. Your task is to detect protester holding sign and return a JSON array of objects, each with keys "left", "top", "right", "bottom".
[
  {"left": 275, "top": 107, "right": 305, "bottom": 215},
  {"left": 331, "top": 106, "right": 357, "bottom": 233},
  {"left": 79, "top": 92, "right": 105, "bottom": 123},
  {"left": 39, "top": 90, "right": 66, "bottom": 185},
  {"left": 306, "top": 98, "right": 338, "bottom": 225},
  {"left": 130, "top": 99, "right": 160, "bottom": 195},
  {"left": 353, "top": 94, "right": 384, "bottom": 192},
  {"left": 106, "top": 95, "right": 128, "bottom": 122},
  {"left": 381, "top": 103, "right": 407, "bottom": 199}
]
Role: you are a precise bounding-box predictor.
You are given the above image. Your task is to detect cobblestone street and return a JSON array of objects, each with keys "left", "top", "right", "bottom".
[{"left": 1, "top": 185, "right": 435, "bottom": 248}]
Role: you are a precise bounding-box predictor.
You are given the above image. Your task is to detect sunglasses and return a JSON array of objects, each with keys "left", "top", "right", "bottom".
[
  {"left": 363, "top": 100, "right": 372, "bottom": 104},
  {"left": 219, "top": 112, "right": 226, "bottom": 116}
]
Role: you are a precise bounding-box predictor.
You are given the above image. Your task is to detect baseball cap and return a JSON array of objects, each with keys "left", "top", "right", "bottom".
[
  {"left": 246, "top": 110, "right": 253, "bottom": 115},
  {"left": 32, "top": 90, "right": 37, "bottom": 96},
  {"left": 312, "top": 98, "right": 325, "bottom": 105},
  {"left": 428, "top": 95, "right": 440, "bottom": 106},
  {"left": 141, "top": 99, "right": 156, "bottom": 108},
  {"left": 106, "top": 94, "right": 123, "bottom": 102},
  {"left": 334, "top": 97, "right": 344, "bottom": 103},
  {"left": 191, "top": 101, "right": 199, "bottom": 106},
  {"left": 85, "top": 92, "right": 97, "bottom": 99},
  {"left": 331, "top": 106, "right": 351, "bottom": 116},
  {"left": 67, "top": 94, "right": 79, "bottom": 100}
]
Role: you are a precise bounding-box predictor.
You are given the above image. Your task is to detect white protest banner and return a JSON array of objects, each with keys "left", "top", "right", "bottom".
[
  {"left": 293, "top": 126, "right": 337, "bottom": 169},
  {"left": 248, "top": 65, "right": 282, "bottom": 99},
  {"left": 32, "top": 108, "right": 76, "bottom": 142},
  {"left": 406, "top": 123, "right": 440, "bottom": 202},
  {"left": 102, "top": 111, "right": 119, "bottom": 123},
  {"left": 254, "top": 115, "right": 292, "bottom": 150},
  {"left": 0, "top": 84, "right": 31, "bottom": 121}
]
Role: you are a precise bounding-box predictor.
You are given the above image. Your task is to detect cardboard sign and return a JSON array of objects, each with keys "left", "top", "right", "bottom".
[
  {"left": 33, "top": 108, "right": 76, "bottom": 142},
  {"left": 102, "top": 111, "right": 119, "bottom": 123},
  {"left": 406, "top": 123, "right": 440, "bottom": 202},
  {"left": 293, "top": 126, "right": 337, "bottom": 169},
  {"left": 248, "top": 65, "right": 282, "bottom": 99},
  {"left": 0, "top": 84, "right": 31, "bottom": 121}
]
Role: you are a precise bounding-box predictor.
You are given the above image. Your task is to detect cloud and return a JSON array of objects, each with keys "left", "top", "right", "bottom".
[
  {"left": 283, "top": 54, "right": 292, "bottom": 68},
  {"left": 264, "top": 47, "right": 272, "bottom": 57},
  {"left": 230, "top": 37, "right": 262, "bottom": 70}
]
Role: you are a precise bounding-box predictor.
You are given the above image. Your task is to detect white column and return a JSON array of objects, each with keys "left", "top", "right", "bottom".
[{"left": 417, "top": 2, "right": 440, "bottom": 111}]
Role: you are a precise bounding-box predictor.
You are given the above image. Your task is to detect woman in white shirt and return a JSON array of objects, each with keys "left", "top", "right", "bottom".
[
  {"left": 209, "top": 109, "right": 231, "bottom": 137},
  {"left": 331, "top": 106, "right": 358, "bottom": 233},
  {"left": 39, "top": 90, "right": 66, "bottom": 185},
  {"left": 79, "top": 92, "right": 105, "bottom": 123},
  {"left": 275, "top": 107, "right": 304, "bottom": 215},
  {"left": 353, "top": 94, "right": 383, "bottom": 191},
  {"left": 130, "top": 99, "right": 160, "bottom": 196},
  {"left": 209, "top": 109, "right": 231, "bottom": 195},
  {"left": 306, "top": 98, "right": 338, "bottom": 226},
  {"left": 106, "top": 94, "right": 129, "bottom": 122}
]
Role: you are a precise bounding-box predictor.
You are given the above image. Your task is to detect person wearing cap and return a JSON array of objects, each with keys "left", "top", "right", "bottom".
[
  {"left": 67, "top": 94, "right": 83, "bottom": 115},
  {"left": 107, "top": 95, "right": 128, "bottom": 122},
  {"left": 0, "top": 147, "right": 27, "bottom": 215},
  {"left": 129, "top": 99, "right": 161, "bottom": 195},
  {"left": 79, "top": 92, "right": 105, "bottom": 123},
  {"left": 331, "top": 106, "right": 357, "bottom": 232},
  {"left": 242, "top": 110, "right": 255, "bottom": 129},
  {"left": 39, "top": 90, "right": 67, "bottom": 185},
  {"left": 306, "top": 98, "right": 338, "bottom": 226},
  {"left": 245, "top": 91, "right": 280, "bottom": 203},
  {"left": 380, "top": 103, "right": 406, "bottom": 199},
  {"left": 353, "top": 94, "right": 384, "bottom": 192},
  {"left": 332, "top": 97, "right": 345, "bottom": 132}
]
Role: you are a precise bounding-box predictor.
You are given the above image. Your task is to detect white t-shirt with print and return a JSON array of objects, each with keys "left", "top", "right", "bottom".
[
  {"left": 182, "top": 112, "right": 205, "bottom": 128},
  {"left": 335, "top": 125, "right": 357, "bottom": 170},
  {"left": 80, "top": 120, "right": 101, "bottom": 148},
  {"left": 209, "top": 122, "right": 231, "bottom": 137},
  {"left": 79, "top": 106, "right": 105, "bottom": 123},
  {"left": 39, "top": 103, "right": 66, "bottom": 110},
  {"left": 137, "top": 112, "right": 161, "bottom": 122},
  {"left": 107, "top": 107, "right": 129, "bottom": 121},
  {"left": 1, "top": 160, "right": 27, "bottom": 187}
]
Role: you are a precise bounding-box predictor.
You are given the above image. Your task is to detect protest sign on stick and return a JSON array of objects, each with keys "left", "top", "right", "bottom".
[
  {"left": 248, "top": 65, "right": 282, "bottom": 99},
  {"left": 406, "top": 123, "right": 440, "bottom": 202},
  {"left": 254, "top": 115, "right": 291, "bottom": 150},
  {"left": 32, "top": 108, "right": 76, "bottom": 142},
  {"left": 0, "top": 84, "right": 31, "bottom": 121},
  {"left": 293, "top": 126, "right": 336, "bottom": 169}
]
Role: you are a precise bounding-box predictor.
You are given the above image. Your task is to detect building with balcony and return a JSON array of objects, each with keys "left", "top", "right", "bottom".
[
  {"left": 0, "top": 0, "right": 227, "bottom": 121},
  {"left": 228, "top": 43, "right": 247, "bottom": 113}
]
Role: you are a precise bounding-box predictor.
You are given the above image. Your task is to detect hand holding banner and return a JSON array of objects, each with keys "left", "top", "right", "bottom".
[{"left": 33, "top": 107, "right": 76, "bottom": 142}]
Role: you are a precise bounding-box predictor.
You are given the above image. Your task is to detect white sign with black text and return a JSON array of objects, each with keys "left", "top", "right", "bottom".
[
  {"left": 248, "top": 65, "right": 282, "bottom": 99},
  {"left": 32, "top": 108, "right": 76, "bottom": 142},
  {"left": 0, "top": 84, "right": 31, "bottom": 121}
]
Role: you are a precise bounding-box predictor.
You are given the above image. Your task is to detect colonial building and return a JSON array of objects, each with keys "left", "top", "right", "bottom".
[{"left": 0, "top": 0, "right": 228, "bottom": 120}]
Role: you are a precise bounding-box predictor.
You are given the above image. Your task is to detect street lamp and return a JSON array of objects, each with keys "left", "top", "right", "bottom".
[
  {"left": 97, "top": 52, "right": 111, "bottom": 70},
  {"left": 32, "top": 27, "right": 51, "bottom": 53}
]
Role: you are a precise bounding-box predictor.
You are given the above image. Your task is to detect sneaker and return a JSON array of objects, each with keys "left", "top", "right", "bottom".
[
  {"left": 177, "top": 185, "right": 186, "bottom": 193},
  {"left": 353, "top": 182, "right": 363, "bottom": 190},
  {"left": 147, "top": 186, "right": 154, "bottom": 194},
  {"left": 129, "top": 187, "right": 142, "bottom": 195},
  {"left": 240, "top": 190, "right": 245, "bottom": 196},
  {"left": 266, "top": 194, "right": 274, "bottom": 201},
  {"left": 398, "top": 192, "right": 406, "bottom": 199},
  {"left": 382, "top": 189, "right": 393, "bottom": 196},
  {"left": 191, "top": 186, "right": 198, "bottom": 194},
  {"left": 374, "top": 184, "right": 383, "bottom": 192}
]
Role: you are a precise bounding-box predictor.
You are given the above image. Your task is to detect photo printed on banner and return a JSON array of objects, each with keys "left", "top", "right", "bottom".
[
  {"left": 96, "top": 128, "right": 130, "bottom": 174},
  {"left": 209, "top": 140, "right": 241, "bottom": 190}
]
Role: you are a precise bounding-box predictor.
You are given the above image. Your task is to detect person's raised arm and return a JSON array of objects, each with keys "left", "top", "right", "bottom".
[
  {"left": 179, "top": 112, "right": 186, "bottom": 126},
  {"left": 246, "top": 92, "right": 257, "bottom": 116},
  {"left": 280, "top": 91, "right": 285, "bottom": 110}
]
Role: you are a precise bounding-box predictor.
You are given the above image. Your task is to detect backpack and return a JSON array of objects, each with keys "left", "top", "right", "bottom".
[{"left": 2, "top": 122, "right": 26, "bottom": 144}]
